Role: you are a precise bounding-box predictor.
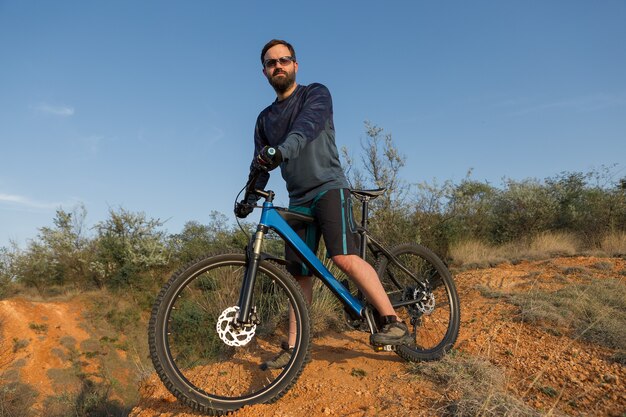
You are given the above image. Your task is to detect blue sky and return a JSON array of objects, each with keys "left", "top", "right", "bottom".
[{"left": 1, "top": 1, "right": 625, "bottom": 248}]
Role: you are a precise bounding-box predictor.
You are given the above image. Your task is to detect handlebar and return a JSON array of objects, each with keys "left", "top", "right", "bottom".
[{"left": 234, "top": 166, "right": 274, "bottom": 219}]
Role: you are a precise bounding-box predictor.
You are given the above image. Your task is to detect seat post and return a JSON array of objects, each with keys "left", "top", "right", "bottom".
[
  {"left": 360, "top": 197, "right": 370, "bottom": 229},
  {"left": 359, "top": 197, "right": 370, "bottom": 259},
  {"left": 350, "top": 188, "right": 386, "bottom": 260}
]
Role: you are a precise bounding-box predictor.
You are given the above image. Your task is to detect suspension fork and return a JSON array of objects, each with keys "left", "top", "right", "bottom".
[{"left": 236, "top": 224, "right": 267, "bottom": 325}]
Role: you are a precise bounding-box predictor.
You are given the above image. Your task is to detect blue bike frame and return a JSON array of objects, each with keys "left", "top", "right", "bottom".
[{"left": 236, "top": 199, "right": 365, "bottom": 325}]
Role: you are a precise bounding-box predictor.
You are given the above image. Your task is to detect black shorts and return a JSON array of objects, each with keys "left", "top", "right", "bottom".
[{"left": 285, "top": 188, "right": 360, "bottom": 277}]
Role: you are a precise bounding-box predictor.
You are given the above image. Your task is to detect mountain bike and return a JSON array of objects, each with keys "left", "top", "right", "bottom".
[{"left": 148, "top": 167, "right": 460, "bottom": 415}]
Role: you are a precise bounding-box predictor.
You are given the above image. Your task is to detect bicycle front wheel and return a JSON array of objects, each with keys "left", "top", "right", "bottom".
[
  {"left": 376, "top": 243, "right": 460, "bottom": 361},
  {"left": 148, "top": 251, "right": 311, "bottom": 414}
]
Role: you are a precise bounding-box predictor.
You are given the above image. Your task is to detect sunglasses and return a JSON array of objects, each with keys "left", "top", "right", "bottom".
[{"left": 263, "top": 56, "right": 296, "bottom": 68}]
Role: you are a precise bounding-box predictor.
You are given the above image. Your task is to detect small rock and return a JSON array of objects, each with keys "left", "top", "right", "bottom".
[
  {"left": 569, "top": 376, "right": 582, "bottom": 386},
  {"left": 602, "top": 373, "right": 618, "bottom": 384}
]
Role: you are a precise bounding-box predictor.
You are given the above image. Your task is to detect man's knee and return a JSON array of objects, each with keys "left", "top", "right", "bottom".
[{"left": 331, "top": 254, "right": 358, "bottom": 271}]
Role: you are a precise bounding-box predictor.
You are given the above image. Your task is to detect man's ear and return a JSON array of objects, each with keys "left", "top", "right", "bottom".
[{"left": 262, "top": 67, "right": 267, "bottom": 77}]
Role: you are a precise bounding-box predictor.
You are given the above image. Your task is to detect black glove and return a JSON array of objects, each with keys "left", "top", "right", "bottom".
[
  {"left": 255, "top": 146, "right": 282, "bottom": 171},
  {"left": 234, "top": 195, "right": 257, "bottom": 218}
]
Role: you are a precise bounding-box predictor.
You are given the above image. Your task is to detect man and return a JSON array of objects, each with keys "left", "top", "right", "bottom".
[{"left": 236, "top": 39, "right": 410, "bottom": 369}]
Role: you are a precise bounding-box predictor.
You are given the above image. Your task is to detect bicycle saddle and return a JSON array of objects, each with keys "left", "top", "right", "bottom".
[{"left": 350, "top": 188, "right": 387, "bottom": 200}]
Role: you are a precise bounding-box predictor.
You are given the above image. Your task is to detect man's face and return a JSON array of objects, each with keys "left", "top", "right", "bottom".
[{"left": 262, "top": 44, "right": 298, "bottom": 94}]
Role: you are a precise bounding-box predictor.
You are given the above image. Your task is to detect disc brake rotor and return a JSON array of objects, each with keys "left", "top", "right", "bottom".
[
  {"left": 415, "top": 290, "right": 435, "bottom": 314},
  {"left": 216, "top": 306, "right": 256, "bottom": 347}
]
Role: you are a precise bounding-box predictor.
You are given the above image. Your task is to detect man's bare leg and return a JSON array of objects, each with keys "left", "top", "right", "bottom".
[
  {"left": 288, "top": 275, "right": 312, "bottom": 347},
  {"left": 332, "top": 253, "right": 410, "bottom": 345},
  {"left": 331, "top": 254, "right": 396, "bottom": 317}
]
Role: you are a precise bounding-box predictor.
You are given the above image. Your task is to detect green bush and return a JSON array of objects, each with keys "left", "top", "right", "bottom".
[
  {"left": 168, "top": 212, "right": 259, "bottom": 265},
  {"left": 489, "top": 179, "right": 558, "bottom": 244},
  {"left": 91, "top": 207, "right": 169, "bottom": 290},
  {"left": 11, "top": 206, "right": 95, "bottom": 293},
  {"left": 2, "top": 123, "right": 625, "bottom": 301}
]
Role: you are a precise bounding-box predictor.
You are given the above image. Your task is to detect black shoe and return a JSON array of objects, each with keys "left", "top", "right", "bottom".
[
  {"left": 370, "top": 321, "right": 412, "bottom": 346},
  {"left": 260, "top": 341, "right": 293, "bottom": 370}
]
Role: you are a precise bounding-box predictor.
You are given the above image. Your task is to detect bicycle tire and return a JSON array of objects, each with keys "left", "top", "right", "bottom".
[
  {"left": 375, "top": 243, "right": 460, "bottom": 361},
  {"left": 148, "top": 251, "right": 311, "bottom": 414}
]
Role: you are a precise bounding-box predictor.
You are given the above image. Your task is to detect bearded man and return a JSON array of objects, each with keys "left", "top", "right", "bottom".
[{"left": 236, "top": 39, "right": 410, "bottom": 369}]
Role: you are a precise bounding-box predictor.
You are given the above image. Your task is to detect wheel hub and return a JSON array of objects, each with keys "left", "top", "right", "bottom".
[{"left": 216, "top": 306, "right": 256, "bottom": 347}]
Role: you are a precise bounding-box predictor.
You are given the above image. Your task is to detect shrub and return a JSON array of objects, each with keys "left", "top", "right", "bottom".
[
  {"left": 91, "top": 207, "right": 169, "bottom": 290},
  {"left": 168, "top": 213, "right": 263, "bottom": 266},
  {"left": 444, "top": 177, "right": 498, "bottom": 243},
  {"left": 12, "top": 206, "right": 95, "bottom": 292},
  {"left": 0, "top": 381, "right": 38, "bottom": 417},
  {"left": 489, "top": 179, "right": 558, "bottom": 244},
  {"left": 44, "top": 379, "right": 128, "bottom": 417},
  {"left": 0, "top": 246, "right": 18, "bottom": 299}
]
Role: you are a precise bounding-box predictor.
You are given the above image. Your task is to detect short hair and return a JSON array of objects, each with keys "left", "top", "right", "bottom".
[{"left": 260, "top": 39, "right": 296, "bottom": 65}]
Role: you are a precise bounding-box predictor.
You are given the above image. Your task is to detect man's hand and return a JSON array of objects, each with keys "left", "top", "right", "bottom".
[
  {"left": 234, "top": 200, "right": 254, "bottom": 218},
  {"left": 235, "top": 193, "right": 259, "bottom": 218},
  {"left": 255, "top": 146, "right": 282, "bottom": 171}
]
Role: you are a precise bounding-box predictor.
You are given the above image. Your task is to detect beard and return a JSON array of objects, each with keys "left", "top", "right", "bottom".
[{"left": 267, "top": 68, "right": 296, "bottom": 94}]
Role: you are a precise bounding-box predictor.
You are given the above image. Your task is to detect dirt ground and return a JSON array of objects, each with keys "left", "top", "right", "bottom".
[
  {"left": 0, "top": 295, "right": 134, "bottom": 413},
  {"left": 1, "top": 256, "right": 624, "bottom": 416},
  {"left": 0, "top": 298, "right": 89, "bottom": 394},
  {"left": 129, "top": 257, "right": 625, "bottom": 417}
]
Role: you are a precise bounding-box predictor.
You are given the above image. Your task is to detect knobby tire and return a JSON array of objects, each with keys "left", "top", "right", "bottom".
[{"left": 148, "top": 251, "right": 311, "bottom": 415}]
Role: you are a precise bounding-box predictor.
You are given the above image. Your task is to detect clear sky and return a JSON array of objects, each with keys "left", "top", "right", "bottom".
[{"left": 1, "top": 1, "right": 625, "bottom": 248}]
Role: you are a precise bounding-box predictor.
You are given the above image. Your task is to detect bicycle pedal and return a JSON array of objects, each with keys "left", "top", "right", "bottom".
[{"left": 372, "top": 344, "right": 395, "bottom": 352}]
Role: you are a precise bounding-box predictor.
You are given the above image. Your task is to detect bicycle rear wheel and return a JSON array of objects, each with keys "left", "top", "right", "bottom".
[
  {"left": 149, "top": 251, "right": 311, "bottom": 414},
  {"left": 376, "top": 243, "right": 460, "bottom": 361}
]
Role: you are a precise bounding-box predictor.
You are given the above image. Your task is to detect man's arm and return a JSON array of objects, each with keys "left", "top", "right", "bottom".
[
  {"left": 235, "top": 116, "right": 270, "bottom": 218},
  {"left": 251, "top": 114, "right": 271, "bottom": 191},
  {"left": 277, "top": 83, "right": 333, "bottom": 161}
]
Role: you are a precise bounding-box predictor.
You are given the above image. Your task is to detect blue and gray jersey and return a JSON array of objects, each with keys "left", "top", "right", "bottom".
[{"left": 252, "top": 83, "right": 349, "bottom": 205}]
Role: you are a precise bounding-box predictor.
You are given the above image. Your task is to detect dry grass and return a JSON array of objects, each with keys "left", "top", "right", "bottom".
[
  {"left": 510, "top": 278, "right": 626, "bottom": 351},
  {"left": 0, "top": 381, "right": 38, "bottom": 417},
  {"left": 448, "top": 240, "right": 507, "bottom": 269},
  {"left": 44, "top": 379, "right": 128, "bottom": 417},
  {"left": 308, "top": 257, "right": 349, "bottom": 335},
  {"left": 411, "top": 352, "right": 541, "bottom": 416},
  {"left": 528, "top": 232, "right": 579, "bottom": 257},
  {"left": 450, "top": 232, "right": 581, "bottom": 268},
  {"left": 600, "top": 231, "right": 626, "bottom": 256}
]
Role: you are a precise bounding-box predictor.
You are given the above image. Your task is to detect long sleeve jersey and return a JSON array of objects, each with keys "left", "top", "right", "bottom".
[{"left": 253, "top": 83, "right": 349, "bottom": 205}]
